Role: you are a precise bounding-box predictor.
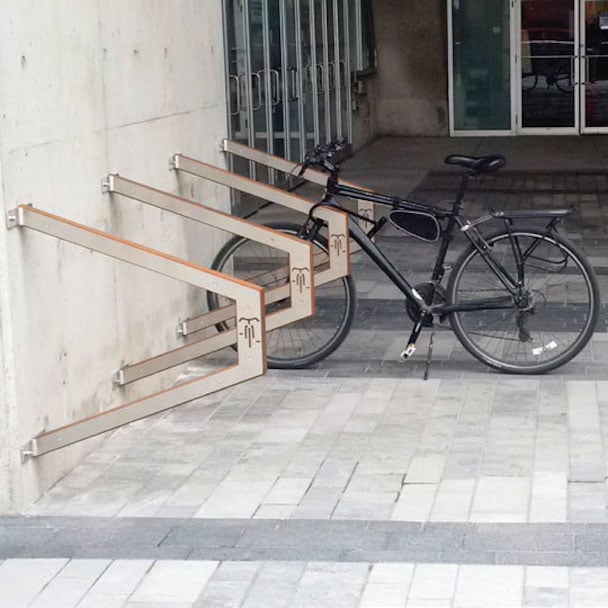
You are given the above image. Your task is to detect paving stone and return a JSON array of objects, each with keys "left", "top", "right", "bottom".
[
  {"left": 291, "top": 486, "right": 343, "bottom": 519},
  {"left": 383, "top": 522, "right": 464, "bottom": 551},
  {"left": 529, "top": 472, "right": 568, "bottom": 523},
  {"left": 470, "top": 476, "right": 530, "bottom": 523},
  {"left": 0, "top": 522, "right": 59, "bottom": 554},
  {"left": 254, "top": 505, "right": 295, "bottom": 519},
  {"left": 129, "top": 560, "right": 218, "bottom": 604},
  {"left": 392, "top": 484, "right": 437, "bottom": 521},
  {"left": 241, "top": 561, "right": 305, "bottom": 607},
  {"left": 574, "top": 525, "right": 608, "bottom": 553},
  {"left": 0, "top": 559, "right": 68, "bottom": 608},
  {"left": 190, "top": 545, "right": 345, "bottom": 562},
  {"left": 194, "top": 580, "right": 253, "bottom": 608},
  {"left": 194, "top": 476, "right": 278, "bottom": 519},
  {"left": 568, "top": 482, "right": 608, "bottom": 522},
  {"left": 289, "top": 561, "right": 369, "bottom": 607},
  {"left": 346, "top": 473, "right": 404, "bottom": 494},
  {"left": 408, "top": 564, "right": 458, "bottom": 600},
  {"left": 77, "top": 559, "right": 154, "bottom": 608},
  {"left": 430, "top": 479, "right": 475, "bottom": 522},
  {"left": 194, "top": 563, "right": 259, "bottom": 608},
  {"left": 368, "top": 562, "right": 415, "bottom": 584},
  {"left": 522, "top": 586, "right": 569, "bottom": 607},
  {"left": 570, "top": 567, "right": 608, "bottom": 607},
  {"left": 163, "top": 480, "right": 218, "bottom": 508},
  {"left": 237, "top": 519, "right": 387, "bottom": 552},
  {"left": 405, "top": 453, "right": 447, "bottom": 484},
  {"left": 28, "top": 559, "right": 110, "bottom": 608},
  {"left": 462, "top": 524, "right": 574, "bottom": 553},
  {"left": 22, "top": 518, "right": 177, "bottom": 560},
  {"left": 161, "top": 519, "right": 246, "bottom": 548},
  {"left": 525, "top": 566, "right": 569, "bottom": 589},
  {"left": 360, "top": 582, "right": 410, "bottom": 607},
  {"left": 454, "top": 565, "right": 525, "bottom": 608},
  {"left": 567, "top": 382, "right": 605, "bottom": 483}
]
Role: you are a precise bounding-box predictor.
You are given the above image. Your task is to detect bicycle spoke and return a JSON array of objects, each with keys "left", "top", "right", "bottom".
[
  {"left": 448, "top": 231, "right": 598, "bottom": 373},
  {"left": 208, "top": 223, "right": 356, "bottom": 368}
]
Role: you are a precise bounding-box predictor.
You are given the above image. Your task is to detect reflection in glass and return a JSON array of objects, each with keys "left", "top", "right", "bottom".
[
  {"left": 584, "top": 0, "right": 608, "bottom": 128},
  {"left": 520, "top": 0, "right": 575, "bottom": 128},
  {"left": 452, "top": 0, "right": 511, "bottom": 131}
]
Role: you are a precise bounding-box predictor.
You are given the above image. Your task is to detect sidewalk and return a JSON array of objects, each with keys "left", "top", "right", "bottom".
[{"left": 3, "top": 136, "right": 608, "bottom": 607}]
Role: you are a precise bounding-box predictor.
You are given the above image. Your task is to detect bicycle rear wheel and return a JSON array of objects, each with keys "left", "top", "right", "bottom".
[
  {"left": 207, "top": 222, "right": 356, "bottom": 368},
  {"left": 447, "top": 229, "right": 599, "bottom": 373}
]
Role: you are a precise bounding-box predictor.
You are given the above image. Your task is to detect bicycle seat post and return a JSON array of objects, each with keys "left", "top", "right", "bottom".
[{"left": 453, "top": 173, "right": 473, "bottom": 209}]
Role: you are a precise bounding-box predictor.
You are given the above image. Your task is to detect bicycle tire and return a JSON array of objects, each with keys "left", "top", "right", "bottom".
[
  {"left": 447, "top": 229, "right": 600, "bottom": 374},
  {"left": 207, "top": 222, "right": 356, "bottom": 368}
]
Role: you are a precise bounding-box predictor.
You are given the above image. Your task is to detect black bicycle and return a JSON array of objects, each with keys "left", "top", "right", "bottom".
[{"left": 208, "top": 143, "right": 600, "bottom": 375}]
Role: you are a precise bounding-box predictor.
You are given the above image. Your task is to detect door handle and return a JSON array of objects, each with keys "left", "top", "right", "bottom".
[
  {"left": 229, "top": 75, "right": 241, "bottom": 116},
  {"left": 583, "top": 55, "right": 590, "bottom": 85},
  {"left": 270, "top": 69, "right": 281, "bottom": 106},
  {"left": 252, "top": 72, "right": 263, "bottom": 111},
  {"left": 316, "top": 64, "right": 324, "bottom": 92},
  {"left": 288, "top": 67, "right": 298, "bottom": 101}
]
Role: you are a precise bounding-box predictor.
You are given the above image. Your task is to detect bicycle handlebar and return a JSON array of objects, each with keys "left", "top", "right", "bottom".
[{"left": 299, "top": 139, "right": 348, "bottom": 178}]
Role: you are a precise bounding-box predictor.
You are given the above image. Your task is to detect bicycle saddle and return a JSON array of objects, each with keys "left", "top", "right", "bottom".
[{"left": 444, "top": 154, "right": 506, "bottom": 173}]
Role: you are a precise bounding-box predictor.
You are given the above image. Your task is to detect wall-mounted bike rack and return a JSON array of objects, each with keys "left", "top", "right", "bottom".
[
  {"left": 103, "top": 174, "right": 315, "bottom": 364},
  {"left": 8, "top": 205, "right": 266, "bottom": 461},
  {"left": 221, "top": 138, "right": 377, "bottom": 237},
  {"left": 170, "top": 153, "right": 351, "bottom": 336}
]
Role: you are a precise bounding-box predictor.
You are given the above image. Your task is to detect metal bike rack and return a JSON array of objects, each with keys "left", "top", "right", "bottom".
[
  {"left": 103, "top": 174, "right": 315, "bottom": 360},
  {"left": 7, "top": 205, "right": 266, "bottom": 461},
  {"left": 221, "top": 138, "right": 377, "bottom": 237},
  {"left": 170, "top": 153, "right": 351, "bottom": 335}
]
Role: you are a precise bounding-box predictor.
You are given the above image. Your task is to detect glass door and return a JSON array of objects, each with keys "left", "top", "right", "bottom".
[
  {"left": 223, "top": 0, "right": 251, "bottom": 179},
  {"left": 279, "top": 0, "right": 303, "bottom": 161},
  {"left": 223, "top": 0, "right": 353, "bottom": 175},
  {"left": 449, "top": 0, "right": 513, "bottom": 134},
  {"left": 581, "top": 0, "right": 608, "bottom": 131},
  {"left": 518, "top": 0, "right": 579, "bottom": 132}
]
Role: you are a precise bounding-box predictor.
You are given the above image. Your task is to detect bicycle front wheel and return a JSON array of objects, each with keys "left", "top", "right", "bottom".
[
  {"left": 447, "top": 229, "right": 600, "bottom": 373},
  {"left": 207, "top": 222, "right": 356, "bottom": 368}
]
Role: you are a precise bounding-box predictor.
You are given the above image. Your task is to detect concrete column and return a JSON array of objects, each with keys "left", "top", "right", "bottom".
[{"left": 0, "top": 1, "right": 229, "bottom": 512}]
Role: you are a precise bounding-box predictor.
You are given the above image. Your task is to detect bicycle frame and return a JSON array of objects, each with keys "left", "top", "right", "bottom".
[{"left": 309, "top": 173, "right": 565, "bottom": 320}]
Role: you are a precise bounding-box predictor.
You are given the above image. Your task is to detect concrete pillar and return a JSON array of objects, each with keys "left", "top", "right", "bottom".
[{"left": 0, "top": 1, "right": 229, "bottom": 512}]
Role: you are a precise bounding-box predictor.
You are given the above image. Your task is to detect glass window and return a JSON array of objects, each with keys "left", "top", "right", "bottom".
[
  {"left": 452, "top": 0, "right": 511, "bottom": 131},
  {"left": 349, "top": 0, "right": 376, "bottom": 74}
]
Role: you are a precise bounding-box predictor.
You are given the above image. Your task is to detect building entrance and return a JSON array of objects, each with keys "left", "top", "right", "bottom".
[{"left": 449, "top": 0, "right": 608, "bottom": 135}]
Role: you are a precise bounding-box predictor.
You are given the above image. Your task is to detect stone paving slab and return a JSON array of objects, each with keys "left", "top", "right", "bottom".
[
  {"left": 6, "top": 516, "right": 608, "bottom": 568},
  {"left": 23, "top": 375, "right": 608, "bottom": 525},
  {"left": 4, "top": 558, "right": 608, "bottom": 607}
]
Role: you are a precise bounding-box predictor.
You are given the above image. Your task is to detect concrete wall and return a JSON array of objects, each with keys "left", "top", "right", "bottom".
[
  {"left": 372, "top": 0, "right": 448, "bottom": 136},
  {"left": 0, "top": 1, "right": 229, "bottom": 512},
  {"left": 351, "top": 77, "right": 380, "bottom": 150}
]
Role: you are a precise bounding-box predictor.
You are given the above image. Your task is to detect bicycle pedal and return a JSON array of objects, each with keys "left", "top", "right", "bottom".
[{"left": 400, "top": 344, "right": 416, "bottom": 360}]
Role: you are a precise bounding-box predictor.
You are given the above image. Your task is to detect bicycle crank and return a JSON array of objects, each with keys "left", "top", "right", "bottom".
[{"left": 406, "top": 282, "right": 446, "bottom": 328}]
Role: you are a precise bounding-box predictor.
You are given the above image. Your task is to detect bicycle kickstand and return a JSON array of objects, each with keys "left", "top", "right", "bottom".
[
  {"left": 423, "top": 324, "right": 436, "bottom": 381},
  {"left": 401, "top": 316, "right": 435, "bottom": 381}
]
